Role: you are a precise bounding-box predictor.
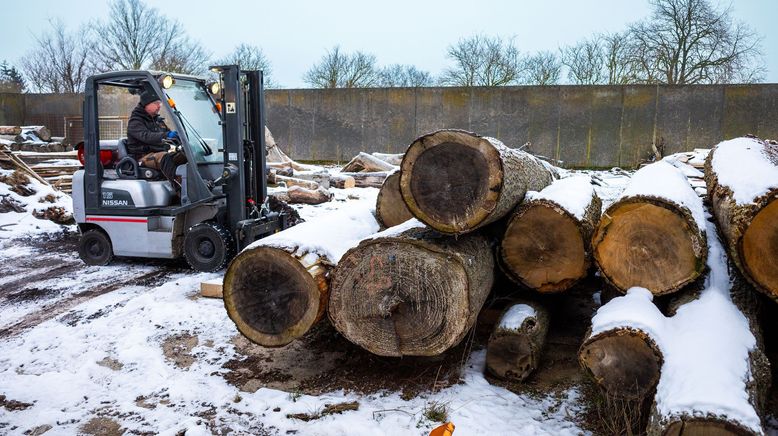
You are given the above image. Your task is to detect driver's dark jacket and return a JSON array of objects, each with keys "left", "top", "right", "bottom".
[{"left": 126, "top": 104, "right": 170, "bottom": 159}]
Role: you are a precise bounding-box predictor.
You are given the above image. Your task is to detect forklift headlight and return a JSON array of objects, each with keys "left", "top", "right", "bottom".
[
  {"left": 207, "top": 81, "right": 221, "bottom": 95},
  {"left": 160, "top": 74, "right": 175, "bottom": 89}
]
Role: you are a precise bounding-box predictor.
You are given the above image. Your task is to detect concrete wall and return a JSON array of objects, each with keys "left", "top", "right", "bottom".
[{"left": 3, "top": 84, "right": 776, "bottom": 168}]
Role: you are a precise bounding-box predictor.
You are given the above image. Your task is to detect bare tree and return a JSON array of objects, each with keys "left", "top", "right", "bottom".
[
  {"left": 628, "top": 0, "right": 763, "bottom": 84},
  {"left": 21, "top": 20, "right": 94, "bottom": 93},
  {"left": 440, "top": 35, "right": 524, "bottom": 86},
  {"left": 523, "top": 51, "right": 561, "bottom": 85},
  {"left": 217, "top": 44, "right": 275, "bottom": 87},
  {"left": 303, "top": 46, "right": 377, "bottom": 88},
  {"left": 94, "top": 0, "right": 210, "bottom": 74},
  {"left": 376, "top": 64, "right": 433, "bottom": 87},
  {"left": 561, "top": 37, "right": 605, "bottom": 84},
  {"left": 602, "top": 32, "right": 641, "bottom": 85}
]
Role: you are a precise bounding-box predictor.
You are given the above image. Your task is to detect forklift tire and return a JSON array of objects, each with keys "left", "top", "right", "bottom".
[
  {"left": 78, "top": 229, "right": 114, "bottom": 266},
  {"left": 183, "top": 222, "right": 235, "bottom": 272}
]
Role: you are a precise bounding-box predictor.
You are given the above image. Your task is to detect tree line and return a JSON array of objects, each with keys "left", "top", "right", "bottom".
[{"left": 0, "top": 0, "right": 765, "bottom": 93}]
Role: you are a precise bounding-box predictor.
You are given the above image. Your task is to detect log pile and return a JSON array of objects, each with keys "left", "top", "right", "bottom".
[{"left": 0, "top": 125, "right": 72, "bottom": 153}]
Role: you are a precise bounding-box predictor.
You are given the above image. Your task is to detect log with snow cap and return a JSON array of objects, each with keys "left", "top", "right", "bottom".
[
  {"left": 645, "top": 216, "right": 769, "bottom": 436},
  {"left": 591, "top": 160, "right": 707, "bottom": 295},
  {"left": 329, "top": 219, "right": 494, "bottom": 357},
  {"left": 375, "top": 171, "right": 413, "bottom": 228},
  {"left": 223, "top": 205, "right": 380, "bottom": 347},
  {"left": 399, "top": 129, "right": 554, "bottom": 235},
  {"left": 486, "top": 301, "right": 549, "bottom": 382},
  {"left": 500, "top": 175, "right": 601, "bottom": 293},
  {"left": 704, "top": 136, "right": 778, "bottom": 302}
]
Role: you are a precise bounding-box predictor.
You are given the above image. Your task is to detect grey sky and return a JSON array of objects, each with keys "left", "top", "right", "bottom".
[{"left": 2, "top": 0, "right": 776, "bottom": 88}]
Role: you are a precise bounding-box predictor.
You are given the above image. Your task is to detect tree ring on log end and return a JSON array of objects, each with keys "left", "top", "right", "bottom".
[
  {"left": 741, "top": 198, "right": 778, "bottom": 299},
  {"left": 593, "top": 199, "right": 705, "bottom": 295},
  {"left": 579, "top": 329, "right": 662, "bottom": 400},
  {"left": 501, "top": 204, "right": 586, "bottom": 292},
  {"left": 663, "top": 418, "right": 755, "bottom": 436},
  {"left": 223, "top": 247, "right": 321, "bottom": 347},
  {"left": 401, "top": 131, "right": 503, "bottom": 234},
  {"left": 330, "top": 241, "right": 471, "bottom": 357}
]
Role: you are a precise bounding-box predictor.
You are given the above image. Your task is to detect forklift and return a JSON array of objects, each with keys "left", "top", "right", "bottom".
[{"left": 72, "top": 66, "right": 288, "bottom": 272}]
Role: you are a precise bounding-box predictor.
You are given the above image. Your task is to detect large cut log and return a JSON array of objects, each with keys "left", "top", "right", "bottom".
[
  {"left": 704, "top": 137, "right": 778, "bottom": 301},
  {"left": 486, "top": 301, "right": 549, "bottom": 382},
  {"left": 342, "top": 152, "right": 397, "bottom": 173},
  {"left": 267, "top": 166, "right": 294, "bottom": 179},
  {"left": 375, "top": 171, "right": 413, "bottom": 228},
  {"left": 579, "top": 287, "right": 665, "bottom": 400},
  {"left": 223, "top": 206, "right": 380, "bottom": 347},
  {"left": 646, "top": 217, "right": 770, "bottom": 436},
  {"left": 500, "top": 176, "right": 601, "bottom": 293},
  {"left": 268, "top": 173, "right": 319, "bottom": 190},
  {"left": 330, "top": 174, "right": 356, "bottom": 189},
  {"left": 329, "top": 220, "right": 494, "bottom": 356},
  {"left": 371, "top": 152, "right": 404, "bottom": 166},
  {"left": 273, "top": 186, "right": 332, "bottom": 205},
  {"left": 22, "top": 126, "right": 51, "bottom": 142},
  {"left": 340, "top": 171, "right": 388, "bottom": 188},
  {"left": 592, "top": 161, "right": 707, "bottom": 295},
  {"left": 294, "top": 170, "right": 331, "bottom": 189},
  {"left": 400, "top": 129, "right": 554, "bottom": 235},
  {"left": 0, "top": 126, "right": 22, "bottom": 135}
]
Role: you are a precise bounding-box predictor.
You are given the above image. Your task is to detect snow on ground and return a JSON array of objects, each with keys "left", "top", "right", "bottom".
[{"left": 0, "top": 167, "right": 73, "bottom": 238}]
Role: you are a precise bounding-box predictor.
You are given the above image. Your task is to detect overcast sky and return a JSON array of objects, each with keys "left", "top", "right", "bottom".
[{"left": 2, "top": 0, "right": 776, "bottom": 88}]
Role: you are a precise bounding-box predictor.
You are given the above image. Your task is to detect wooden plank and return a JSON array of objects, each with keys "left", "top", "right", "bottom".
[{"left": 200, "top": 278, "right": 223, "bottom": 299}]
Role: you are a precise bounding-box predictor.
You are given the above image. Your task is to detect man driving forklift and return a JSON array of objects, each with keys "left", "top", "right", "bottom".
[{"left": 126, "top": 86, "right": 187, "bottom": 190}]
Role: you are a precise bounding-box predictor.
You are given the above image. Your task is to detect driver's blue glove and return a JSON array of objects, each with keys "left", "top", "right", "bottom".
[{"left": 166, "top": 131, "right": 179, "bottom": 139}]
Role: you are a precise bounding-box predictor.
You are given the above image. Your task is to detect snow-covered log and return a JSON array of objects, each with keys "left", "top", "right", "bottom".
[
  {"left": 704, "top": 137, "right": 778, "bottom": 301},
  {"left": 268, "top": 174, "right": 319, "bottom": 190},
  {"left": 500, "top": 176, "right": 601, "bottom": 293},
  {"left": 375, "top": 171, "right": 413, "bottom": 228},
  {"left": 329, "top": 220, "right": 494, "bottom": 356},
  {"left": 399, "top": 129, "right": 554, "bottom": 235},
  {"left": 342, "top": 152, "right": 397, "bottom": 173},
  {"left": 330, "top": 174, "right": 356, "bottom": 189},
  {"left": 340, "top": 171, "right": 389, "bottom": 188},
  {"left": 645, "top": 218, "right": 770, "bottom": 436},
  {"left": 486, "top": 301, "right": 549, "bottom": 382},
  {"left": 579, "top": 287, "right": 664, "bottom": 400},
  {"left": 223, "top": 206, "right": 380, "bottom": 347},
  {"left": 592, "top": 161, "right": 707, "bottom": 295},
  {"left": 371, "top": 152, "right": 404, "bottom": 166}
]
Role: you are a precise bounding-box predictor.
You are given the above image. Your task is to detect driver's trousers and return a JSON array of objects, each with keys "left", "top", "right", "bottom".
[{"left": 140, "top": 151, "right": 187, "bottom": 188}]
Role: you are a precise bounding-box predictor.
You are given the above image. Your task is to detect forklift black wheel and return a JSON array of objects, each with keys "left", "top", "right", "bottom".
[
  {"left": 78, "top": 229, "right": 114, "bottom": 266},
  {"left": 184, "top": 222, "right": 235, "bottom": 272}
]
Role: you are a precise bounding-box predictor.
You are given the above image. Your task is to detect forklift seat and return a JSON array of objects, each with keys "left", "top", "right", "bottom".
[{"left": 114, "top": 138, "right": 163, "bottom": 181}]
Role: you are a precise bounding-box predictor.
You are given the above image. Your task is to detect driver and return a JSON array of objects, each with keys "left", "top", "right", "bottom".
[{"left": 126, "top": 86, "right": 187, "bottom": 188}]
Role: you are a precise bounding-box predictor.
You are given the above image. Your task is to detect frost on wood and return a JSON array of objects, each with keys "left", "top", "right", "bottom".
[
  {"left": 223, "top": 205, "right": 380, "bottom": 347},
  {"left": 486, "top": 301, "right": 549, "bottom": 382},
  {"left": 592, "top": 161, "right": 707, "bottom": 295},
  {"left": 705, "top": 137, "right": 778, "bottom": 301},
  {"left": 501, "top": 175, "right": 601, "bottom": 293},
  {"left": 400, "top": 129, "right": 554, "bottom": 235},
  {"left": 329, "top": 225, "right": 493, "bottom": 356}
]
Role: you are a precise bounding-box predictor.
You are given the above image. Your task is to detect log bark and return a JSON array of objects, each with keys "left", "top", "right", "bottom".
[
  {"left": 342, "top": 152, "right": 397, "bottom": 173},
  {"left": 486, "top": 301, "right": 549, "bottom": 382},
  {"left": 371, "top": 152, "right": 404, "bottom": 166},
  {"left": 267, "top": 165, "right": 294, "bottom": 178},
  {"left": 223, "top": 207, "right": 379, "bottom": 347},
  {"left": 329, "top": 225, "right": 494, "bottom": 356},
  {"left": 399, "top": 129, "right": 554, "bottom": 235},
  {"left": 592, "top": 161, "right": 707, "bottom": 295},
  {"left": 330, "top": 174, "right": 356, "bottom": 189},
  {"left": 24, "top": 126, "right": 51, "bottom": 142},
  {"left": 375, "top": 171, "right": 413, "bottom": 228},
  {"left": 294, "top": 170, "right": 331, "bottom": 189},
  {"left": 0, "top": 126, "right": 22, "bottom": 135},
  {"left": 340, "top": 171, "right": 388, "bottom": 188},
  {"left": 286, "top": 186, "right": 332, "bottom": 204},
  {"left": 704, "top": 137, "right": 778, "bottom": 301},
  {"left": 500, "top": 177, "right": 601, "bottom": 293}
]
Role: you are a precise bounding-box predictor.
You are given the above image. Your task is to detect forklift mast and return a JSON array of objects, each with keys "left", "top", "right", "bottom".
[{"left": 218, "top": 65, "right": 272, "bottom": 249}]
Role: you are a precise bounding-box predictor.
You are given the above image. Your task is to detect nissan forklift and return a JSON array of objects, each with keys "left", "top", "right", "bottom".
[{"left": 72, "top": 66, "right": 288, "bottom": 272}]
